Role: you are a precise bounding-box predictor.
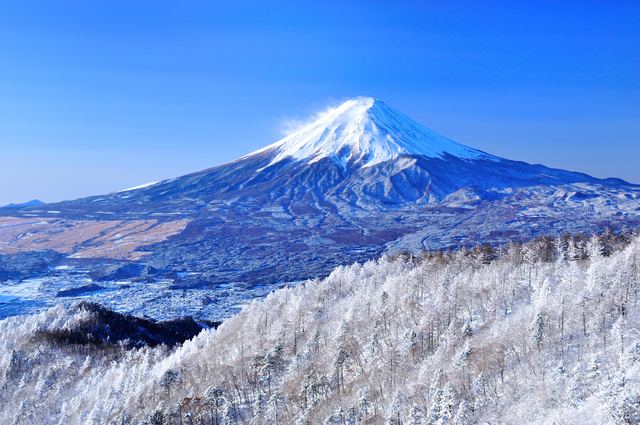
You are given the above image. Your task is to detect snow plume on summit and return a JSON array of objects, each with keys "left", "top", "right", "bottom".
[{"left": 254, "top": 97, "right": 497, "bottom": 170}]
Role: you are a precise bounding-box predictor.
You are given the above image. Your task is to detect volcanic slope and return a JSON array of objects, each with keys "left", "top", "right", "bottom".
[{"left": 1, "top": 97, "right": 639, "bottom": 287}]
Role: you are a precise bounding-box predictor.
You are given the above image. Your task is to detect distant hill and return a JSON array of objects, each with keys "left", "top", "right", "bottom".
[{"left": 1, "top": 199, "right": 45, "bottom": 208}]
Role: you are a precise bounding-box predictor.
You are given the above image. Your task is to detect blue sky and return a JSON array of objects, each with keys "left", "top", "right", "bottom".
[{"left": 0, "top": 1, "right": 638, "bottom": 205}]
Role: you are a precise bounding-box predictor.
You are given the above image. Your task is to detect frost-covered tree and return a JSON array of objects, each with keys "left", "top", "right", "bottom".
[
  {"left": 472, "top": 372, "right": 489, "bottom": 410},
  {"left": 266, "top": 393, "right": 284, "bottom": 424},
  {"left": 530, "top": 313, "right": 544, "bottom": 348},
  {"left": 409, "top": 403, "right": 423, "bottom": 425},
  {"left": 438, "top": 382, "right": 457, "bottom": 423},
  {"left": 221, "top": 400, "right": 237, "bottom": 425},
  {"left": 386, "top": 390, "right": 404, "bottom": 424},
  {"left": 205, "top": 386, "right": 224, "bottom": 424},
  {"left": 142, "top": 410, "right": 166, "bottom": 425},
  {"left": 451, "top": 400, "right": 471, "bottom": 425}
]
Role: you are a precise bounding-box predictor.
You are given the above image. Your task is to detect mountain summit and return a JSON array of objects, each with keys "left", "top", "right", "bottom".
[{"left": 253, "top": 98, "right": 495, "bottom": 170}]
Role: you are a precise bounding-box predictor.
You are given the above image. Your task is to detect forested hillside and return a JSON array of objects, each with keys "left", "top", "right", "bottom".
[{"left": 1, "top": 230, "right": 640, "bottom": 424}]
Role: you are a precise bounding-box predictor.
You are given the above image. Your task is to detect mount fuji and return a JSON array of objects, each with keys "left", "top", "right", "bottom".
[{"left": 1, "top": 97, "right": 639, "bottom": 299}]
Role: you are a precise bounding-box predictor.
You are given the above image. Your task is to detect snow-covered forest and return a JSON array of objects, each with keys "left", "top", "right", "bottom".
[{"left": 1, "top": 230, "right": 640, "bottom": 424}]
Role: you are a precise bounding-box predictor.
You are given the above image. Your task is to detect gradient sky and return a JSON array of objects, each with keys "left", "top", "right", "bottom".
[{"left": 1, "top": 1, "right": 638, "bottom": 206}]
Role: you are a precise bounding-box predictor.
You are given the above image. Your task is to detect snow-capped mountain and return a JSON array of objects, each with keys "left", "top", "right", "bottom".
[
  {"left": 251, "top": 97, "right": 495, "bottom": 169},
  {"left": 1, "top": 97, "right": 639, "bottom": 295},
  {"left": 35, "top": 97, "right": 629, "bottom": 211}
]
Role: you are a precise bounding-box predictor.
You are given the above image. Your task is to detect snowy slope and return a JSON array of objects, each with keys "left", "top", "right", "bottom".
[
  {"left": 250, "top": 97, "right": 497, "bottom": 170},
  {"left": 2, "top": 233, "right": 640, "bottom": 424}
]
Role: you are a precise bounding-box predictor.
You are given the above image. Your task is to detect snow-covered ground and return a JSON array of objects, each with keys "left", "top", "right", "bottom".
[
  {"left": 0, "top": 277, "right": 42, "bottom": 304},
  {"left": 0, "top": 267, "right": 283, "bottom": 321}
]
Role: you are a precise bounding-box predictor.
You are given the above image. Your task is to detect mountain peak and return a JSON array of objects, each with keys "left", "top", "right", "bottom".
[{"left": 253, "top": 97, "right": 496, "bottom": 169}]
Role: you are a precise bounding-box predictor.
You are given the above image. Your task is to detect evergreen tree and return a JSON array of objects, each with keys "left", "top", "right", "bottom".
[
  {"left": 386, "top": 390, "right": 404, "bottom": 424},
  {"left": 409, "top": 403, "right": 423, "bottom": 424},
  {"left": 222, "top": 401, "right": 237, "bottom": 425},
  {"left": 358, "top": 387, "right": 371, "bottom": 419},
  {"left": 205, "top": 386, "right": 224, "bottom": 425},
  {"left": 251, "top": 392, "right": 266, "bottom": 425},
  {"left": 143, "top": 410, "right": 166, "bottom": 425},
  {"left": 471, "top": 372, "right": 489, "bottom": 412},
  {"left": 530, "top": 313, "right": 544, "bottom": 348},
  {"left": 266, "top": 393, "right": 284, "bottom": 425},
  {"left": 451, "top": 400, "right": 471, "bottom": 425},
  {"left": 438, "top": 382, "right": 457, "bottom": 423}
]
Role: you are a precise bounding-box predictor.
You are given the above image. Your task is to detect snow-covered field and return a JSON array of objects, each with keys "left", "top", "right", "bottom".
[
  {"left": 0, "top": 277, "right": 42, "bottom": 304},
  {"left": 0, "top": 267, "right": 281, "bottom": 321}
]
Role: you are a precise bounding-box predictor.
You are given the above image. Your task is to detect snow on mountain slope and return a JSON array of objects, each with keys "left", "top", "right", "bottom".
[
  {"left": 251, "top": 97, "right": 497, "bottom": 170},
  {"left": 115, "top": 181, "right": 160, "bottom": 193}
]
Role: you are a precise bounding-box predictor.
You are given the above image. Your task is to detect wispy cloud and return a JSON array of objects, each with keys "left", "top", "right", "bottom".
[{"left": 276, "top": 97, "right": 368, "bottom": 137}]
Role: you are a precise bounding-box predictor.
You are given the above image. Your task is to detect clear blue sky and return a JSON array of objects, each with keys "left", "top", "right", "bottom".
[{"left": 1, "top": 1, "right": 638, "bottom": 205}]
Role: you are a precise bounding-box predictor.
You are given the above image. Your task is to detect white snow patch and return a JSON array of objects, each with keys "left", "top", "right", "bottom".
[
  {"left": 116, "top": 181, "right": 160, "bottom": 193},
  {"left": 0, "top": 278, "right": 43, "bottom": 303},
  {"left": 248, "top": 97, "right": 497, "bottom": 170}
]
